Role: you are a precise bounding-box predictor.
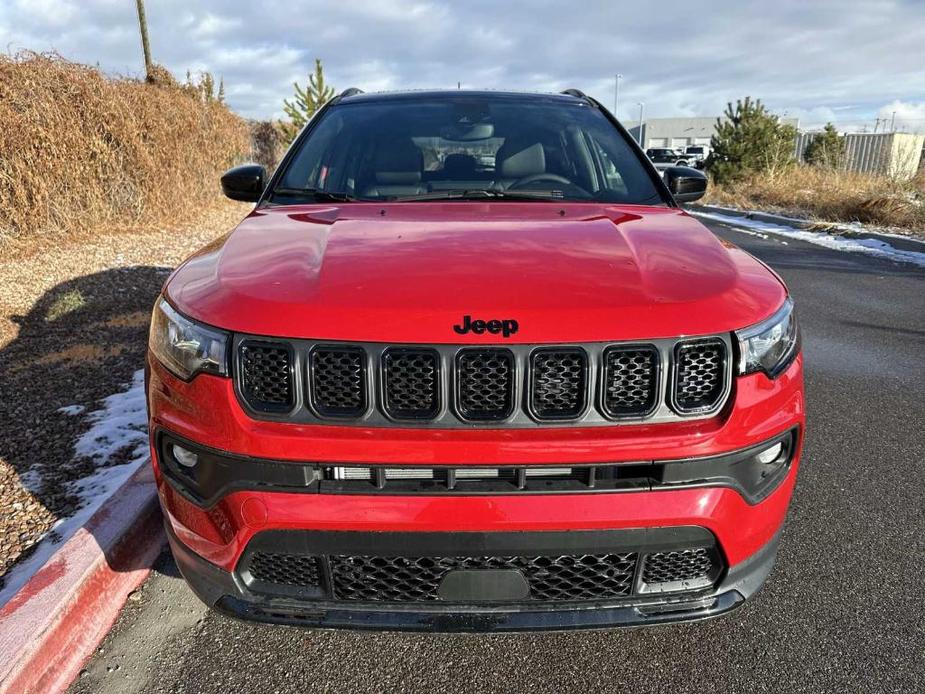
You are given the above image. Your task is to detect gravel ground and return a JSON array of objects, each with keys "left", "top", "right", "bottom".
[
  {"left": 0, "top": 200, "right": 248, "bottom": 587},
  {"left": 70, "top": 217, "right": 925, "bottom": 694}
]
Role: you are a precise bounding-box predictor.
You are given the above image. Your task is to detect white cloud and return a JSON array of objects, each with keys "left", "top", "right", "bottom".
[
  {"left": 0, "top": 0, "right": 923, "bottom": 127},
  {"left": 876, "top": 101, "right": 925, "bottom": 133}
]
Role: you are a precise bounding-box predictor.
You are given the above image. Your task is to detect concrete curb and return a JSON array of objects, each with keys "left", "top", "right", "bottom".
[
  {"left": 689, "top": 204, "right": 925, "bottom": 253},
  {"left": 0, "top": 460, "right": 163, "bottom": 694}
]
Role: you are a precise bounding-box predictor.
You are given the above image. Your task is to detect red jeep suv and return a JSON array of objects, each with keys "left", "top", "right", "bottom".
[{"left": 147, "top": 89, "right": 803, "bottom": 631}]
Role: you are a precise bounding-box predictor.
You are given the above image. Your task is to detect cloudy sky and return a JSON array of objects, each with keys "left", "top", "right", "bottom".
[{"left": 2, "top": 0, "right": 924, "bottom": 132}]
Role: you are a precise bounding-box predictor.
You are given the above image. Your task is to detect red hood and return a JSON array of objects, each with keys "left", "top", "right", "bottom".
[{"left": 166, "top": 202, "right": 786, "bottom": 343}]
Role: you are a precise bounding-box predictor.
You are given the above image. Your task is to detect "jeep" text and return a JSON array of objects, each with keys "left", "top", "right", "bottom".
[{"left": 453, "top": 315, "right": 519, "bottom": 337}]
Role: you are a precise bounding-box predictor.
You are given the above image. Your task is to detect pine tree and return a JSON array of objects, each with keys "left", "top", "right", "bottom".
[
  {"left": 707, "top": 97, "right": 798, "bottom": 184},
  {"left": 803, "top": 123, "right": 844, "bottom": 168},
  {"left": 217, "top": 76, "right": 225, "bottom": 104},
  {"left": 281, "top": 59, "right": 335, "bottom": 143}
]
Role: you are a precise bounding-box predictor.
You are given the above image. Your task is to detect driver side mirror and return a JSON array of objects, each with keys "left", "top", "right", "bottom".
[
  {"left": 221, "top": 164, "right": 266, "bottom": 202},
  {"left": 664, "top": 166, "right": 707, "bottom": 203}
]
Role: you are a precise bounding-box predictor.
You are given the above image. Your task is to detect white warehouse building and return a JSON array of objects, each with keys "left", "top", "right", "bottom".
[{"left": 624, "top": 116, "right": 800, "bottom": 150}]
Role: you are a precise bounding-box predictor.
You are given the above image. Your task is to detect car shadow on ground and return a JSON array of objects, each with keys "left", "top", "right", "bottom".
[{"left": 0, "top": 265, "right": 170, "bottom": 589}]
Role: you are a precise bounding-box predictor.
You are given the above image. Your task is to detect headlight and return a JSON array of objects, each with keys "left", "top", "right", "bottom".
[
  {"left": 149, "top": 298, "right": 229, "bottom": 380},
  {"left": 736, "top": 298, "right": 799, "bottom": 378}
]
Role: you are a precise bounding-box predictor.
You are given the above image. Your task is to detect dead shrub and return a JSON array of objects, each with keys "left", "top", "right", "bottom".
[
  {"left": 0, "top": 52, "right": 251, "bottom": 247},
  {"left": 705, "top": 165, "right": 925, "bottom": 232}
]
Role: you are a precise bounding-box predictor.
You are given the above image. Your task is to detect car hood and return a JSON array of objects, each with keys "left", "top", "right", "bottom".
[{"left": 166, "top": 202, "right": 786, "bottom": 343}]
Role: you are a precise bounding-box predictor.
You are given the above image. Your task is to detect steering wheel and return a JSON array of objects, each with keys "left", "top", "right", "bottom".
[{"left": 507, "top": 173, "right": 572, "bottom": 190}]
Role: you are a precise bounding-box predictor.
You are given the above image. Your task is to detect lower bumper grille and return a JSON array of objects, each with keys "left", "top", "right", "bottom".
[
  {"left": 330, "top": 552, "right": 638, "bottom": 602},
  {"left": 240, "top": 531, "right": 724, "bottom": 604}
]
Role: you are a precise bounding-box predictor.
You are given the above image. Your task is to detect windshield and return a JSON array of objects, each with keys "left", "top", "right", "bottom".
[{"left": 274, "top": 95, "right": 665, "bottom": 205}]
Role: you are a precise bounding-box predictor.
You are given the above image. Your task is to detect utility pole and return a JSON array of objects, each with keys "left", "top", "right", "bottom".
[
  {"left": 135, "top": 0, "right": 153, "bottom": 81},
  {"left": 636, "top": 102, "right": 645, "bottom": 146},
  {"left": 890, "top": 111, "right": 896, "bottom": 132},
  {"left": 613, "top": 74, "right": 622, "bottom": 116}
]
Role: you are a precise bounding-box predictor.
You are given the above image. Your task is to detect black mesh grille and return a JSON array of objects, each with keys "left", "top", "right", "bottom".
[
  {"left": 601, "top": 346, "right": 659, "bottom": 417},
  {"left": 530, "top": 349, "right": 587, "bottom": 419},
  {"left": 456, "top": 349, "right": 515, "bottom": 421},
  {"left": 248, "top": 552, "right": 321, "bottom": 588},
  {"left": 310, "top": 347, "right": 366, "bottom": 417},
  {"left": 239, "top": 342, "right": 293, "bottom": 411},
  {"left": 642, "top": 548, "right": 714, "bottom": 585},
  {"left": 382, "top": 349, "right": 440, "bottom": 419},
  {"left": 673, "top": 340, "right": 726, "bottom": 413},
  {"left": 330, "top": 552, "right": 637, "bottom": 602}
]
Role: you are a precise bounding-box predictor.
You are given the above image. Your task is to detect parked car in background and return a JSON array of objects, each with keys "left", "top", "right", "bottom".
[
  {"left": 646, "top": 147, "right": 690, "bottom": 169},
  {"left": 684, "top": 144, "right": 711, "bottom": 169}
]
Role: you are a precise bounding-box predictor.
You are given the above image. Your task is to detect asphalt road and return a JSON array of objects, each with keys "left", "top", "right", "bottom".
[{"left": 71, "top": 219, "right": 925, "bottom": 694}]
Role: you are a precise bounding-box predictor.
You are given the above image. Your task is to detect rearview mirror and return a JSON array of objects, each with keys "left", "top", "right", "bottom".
[
  {"left": 221, "top": 164, "right": 266, "bottom": 203},
  {"left": 664, "top": 166, "right": 707, "bottom": 203}
]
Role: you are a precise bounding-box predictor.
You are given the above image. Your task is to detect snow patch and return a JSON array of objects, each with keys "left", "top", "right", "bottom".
[
  {"left": 0, "top": 370, "right": 149, "bottom": 608},
  {"left": 57, "top": 404, "right": 85, "bottom": 416},
  {"left": 693, "top": 211, "right": 925, "bottom": 269}
]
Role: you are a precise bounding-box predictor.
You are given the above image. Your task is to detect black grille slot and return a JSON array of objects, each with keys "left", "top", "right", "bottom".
[
  {"left": 601, "top": 346, "right": 659, "bottom": 418},
  {"left": 642, "top": 548, "right": 715, "bottom": 586},
  {"left": 382, "top": 349, "right": 440, "bottom": 419},
  {"left": 248, "top": 552, "right": 321, "bottom": 588},
  {"left": 456, "top": 349, "right": 515, "bottom": 421},
  {"left": 239, "top": 341, "right": 293, "bottom": 412},
  {"left": 672, "top": 339, "right": 726, "bottom": 413},
  {"left": 529, "top": 349, "right": 588, "bottom": 420},
  {"left": 310, "top": 347, "right": 367, "bottom": 417},
  {"left": 330, "top": 552, "right": 637, "bottom": 602}
]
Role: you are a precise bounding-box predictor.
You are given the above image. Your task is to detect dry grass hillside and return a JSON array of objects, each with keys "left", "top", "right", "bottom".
[
  {"left": 0, "top": 52, "right": 251, "bottom": 258},
  {"left": 705, "top": 166, "right": 925, "bottom": 235}
]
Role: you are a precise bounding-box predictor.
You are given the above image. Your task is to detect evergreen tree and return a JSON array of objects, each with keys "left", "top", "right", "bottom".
[
  {"left": 281, "top": 59, "right": 335, "bottom": 143},
  {"left": 803, "top": 123, "right": 844, "bottom": 168},
  {"left": 707, "top": 97, "right": 798, "bottom": 184},
  {"left": 217, "top": 76, "right": 225, "bottom": 104}
]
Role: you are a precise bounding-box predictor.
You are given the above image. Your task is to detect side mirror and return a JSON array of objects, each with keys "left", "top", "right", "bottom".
[
  {"left": 221, "top": 164, "right": 266, "bottom": 202},
  {"left": 664, "top": 166, "right": 707, "bottom": 203}
]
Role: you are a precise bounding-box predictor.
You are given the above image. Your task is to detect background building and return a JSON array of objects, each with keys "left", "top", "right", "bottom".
[{"left": 623, "top": 116, "right": 800, "bottom": 150}]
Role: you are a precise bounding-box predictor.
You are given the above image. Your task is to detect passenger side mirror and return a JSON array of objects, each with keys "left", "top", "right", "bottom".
[
  {"left": 221, "top": 164, "right": 267, "bottom": 203},
  {"left": 664, "top": 166, "right": 707, "bottom": 203}
]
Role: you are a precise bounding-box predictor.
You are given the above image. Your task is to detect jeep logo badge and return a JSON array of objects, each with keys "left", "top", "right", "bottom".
[{"left": 453, "top": 315, "right": 519, "bottom": 338}]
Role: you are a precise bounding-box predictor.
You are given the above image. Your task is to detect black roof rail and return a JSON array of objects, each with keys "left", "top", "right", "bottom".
[
  {"left": 338, "top": 87, "right": 364, "bottom": 99},
  {"left": 561, "top": 88, "right": 591, "bottom": 101}
]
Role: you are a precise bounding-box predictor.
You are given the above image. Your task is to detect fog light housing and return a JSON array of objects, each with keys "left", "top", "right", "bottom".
[
  {"left": 172, "top": 444, "right": 199, "bottom": 468},
  {"left": 757, "top": 442, "right": 784, "bottom": 464}
]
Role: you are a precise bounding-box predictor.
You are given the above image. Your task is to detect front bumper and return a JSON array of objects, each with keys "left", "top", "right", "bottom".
[
  {"left": 148, "top": 353, "right": 804, "bottom": 630},
  {"left": 166, "top": 521, "right": 782, "bottom": 632}
]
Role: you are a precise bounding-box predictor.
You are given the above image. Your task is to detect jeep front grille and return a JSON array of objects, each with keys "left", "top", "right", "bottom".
[
  {"left": 382, "top": 348, "right": 440, "bottom": 419},
  {"left": 672, "top": 339, "right": 728, "bottom": 414},
  {"left": 456, "top": 349, "right": 515, "bottom": 421},
  {"left": 233, "top": 335, "right": 732, "bottom": 426},
  {"left": 238, "top": 341, "right": 293, "bottom": 412},
  {"left": 529, "top": 349, "right": 588, "bottom": 420},
  {"left": 601, "top": 346, "right": 660, "bottom": 418},
  {"left": 310, "top": 347, "right": 366, "bottom": 417}
]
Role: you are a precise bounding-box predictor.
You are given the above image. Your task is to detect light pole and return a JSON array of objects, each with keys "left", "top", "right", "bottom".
[
  {"left": 636, "top": 102, "right": 645, "bottom": 146},
  {"left": 613, "top": 74, "right": 622, "bottom": 116}
]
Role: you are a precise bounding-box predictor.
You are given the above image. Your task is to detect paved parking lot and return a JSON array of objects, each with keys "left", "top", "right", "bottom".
[{"left": 71, "top": 219, "right": 925, "bottom": 694}]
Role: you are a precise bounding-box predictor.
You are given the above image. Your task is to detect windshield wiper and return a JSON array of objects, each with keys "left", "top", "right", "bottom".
[
  {"left": 272, "top": 187, "right": 359, "bottom": 202},
  {"left": 394, "top": 189, "right": 567, "bottom": 202}
]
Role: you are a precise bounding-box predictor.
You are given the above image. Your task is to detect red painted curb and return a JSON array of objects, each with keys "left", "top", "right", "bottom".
[{"left": 0, "top": 460, "right": 164, "bottom": 694}]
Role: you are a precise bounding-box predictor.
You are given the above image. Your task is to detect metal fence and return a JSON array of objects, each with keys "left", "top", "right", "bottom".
[{"left": 794, "top": 132, "right": 924, "bottom": 177}]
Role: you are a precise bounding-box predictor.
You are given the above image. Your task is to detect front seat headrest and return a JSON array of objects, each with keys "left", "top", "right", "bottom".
[
  {"left": 497, "top": 141, "right": 546, "bottom": 179},
  {"left": 373, "top": 139, "right": 423, "bottom": 184}
]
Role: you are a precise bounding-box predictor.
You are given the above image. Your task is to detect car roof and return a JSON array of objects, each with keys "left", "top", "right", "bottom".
[{"left": 336, "top": 89, "right": 587, "bottom": 106}]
